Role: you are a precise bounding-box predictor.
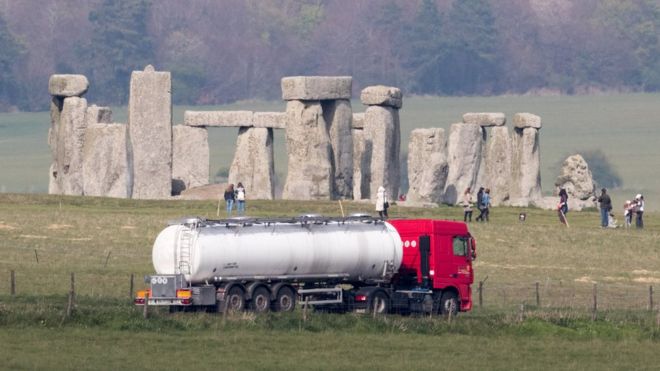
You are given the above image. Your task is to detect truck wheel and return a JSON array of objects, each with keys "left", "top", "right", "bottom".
[
  {"left": 226, "top": 286, "right": 246, "bottom": 312},
  {"left": 250, "top": 287, "right": 271, "bottom": 313},
  {"left": 440, "top": 291, "right": 459, "bottom": 316},
  {"left": 273, "top": 286, "right": 296, "bottom": 312},
  {"left": 369, "top": 291, "right": 390, "bottom": 314}
]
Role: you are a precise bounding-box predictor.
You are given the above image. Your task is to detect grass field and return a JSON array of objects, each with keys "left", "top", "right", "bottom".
[
  {"left": 0, "top": 194, "right": 659, "bottom": 369},
  {"left": 1, "top": 93, "right": 659, "bottom": 210}
]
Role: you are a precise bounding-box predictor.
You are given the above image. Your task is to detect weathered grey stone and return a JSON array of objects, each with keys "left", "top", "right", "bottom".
[
  {"left": 178, "top": 183, "right": 225, "bottom": 200},
  {"left": 352, "top": 128, "right": 370, "bottom": 200},
  {"left": 281, "top": 76, "right": 352, "bottom": 100},
  {"left": 283, "top": 100, "right": 333, "bottom": 200},
  {"left": 184, "top": 110, "right": 253, "bottom": 127},
  {"left": 172, "top": 125, "right": 209, "bottom": 195},
  {"left": 52, "top": 97, "right": 88, "bottom": 195},
  {"left": 82, "top": 123, "right": 130, "bottom": 198},
  {"left": 513, "top": 112, "right": 542, "bottom": 129},
  {"left": 554, "top": 154, "right": 596, "bottom": 201},
  {"left": 253, "top": 112, "right": 286, "bottom": 129},
  {"left": 352, "top": 113, "right": 365, "bottom": 129},
  {"left": 482, "top": 126, "right": 512, "bottom": 206},
  {"left": 360, "top": 85, "right": 403, "bottom": 109},
  {"left": 85, "top": 105, "right": 112, "bottom": 127},
  {"left": 463, "top": 112, "right": 506, "bottom": 127},
  {"left": 128, "top": 65, "right": 172, "bottom": 199},
  {"left": 322, "top": 99, "right": 353, "bottom": 198},
  {"left": 406, "top": 128, "right": 448, "bottom": 204},
  {"left": 48, "top": 74, "right": 89, "bottom": 97},
  {"left": 364, "top": 105, "right": 400, "bottom": 200},
  {"left": 228, "top": 127, "right": 275, "bottom": 200},
  {"left": 48, "top": 97, "right": 64, "bottom": 194},
  {"left": 509, "top": 127, "right": 542, "bottom": 206},
  {"left": 48, "top": 162, "right": 60, "bottom": 194},
  {"left": 443, "top": 123, "right": 483, "bottom": 204}
]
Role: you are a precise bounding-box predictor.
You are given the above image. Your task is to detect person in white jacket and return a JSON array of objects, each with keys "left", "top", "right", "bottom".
[
  {"left": 375, "top": 186, "right": 389, "bottom": 220},
  {"left": 635, "top": 194, "right": 644, "bottom": 229}
]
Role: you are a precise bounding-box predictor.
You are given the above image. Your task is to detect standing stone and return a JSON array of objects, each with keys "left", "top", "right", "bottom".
[
  {"left": 510, "top": 127, "right": 542, "bottom": 206},
  {"left": 172, "top": 125, "right": 209, "bottom": 195},
  {"left": 352, "top": 127, "right": 370, "bottom": 200},
  {"left": 483, "top": 126, "right": 512, "bottom": 206},
  {"left": 53, "top": 96, "right": 88, "bottom": 195},
  {"left": 363, "top": 105, "right": 400, "bottom": 200},
  {"left": 48, "top": 97, "right": 64, "bottom": 194},
  {"left": 554, "top": 154, "right": 596, "bottom": 200},
  {"left": 85, "top": 105, "right": 112, "bottom": 127},
  {"left": 48, "top": 74, "right": 89, "bottom": 97},
  {"left": 82, "top": 123, "right": 130, "bottom": 198},
  {"left": 228, "top": 127, "right": 275, "bottom": 200},
  {"left": 322, "top": 99, "right": 353, "bottom": 198},
  {"left": 128, "top": 65, "right": 172, "bottom": 199},
  {"left": 406, "top": 128, "right": 448, "bottom": 204},
  {"left": 282, "top": 100, "right": 333, "bottom": 200},
  {"left": 443, "top": 123, "right": 483, "bottom": 204}
]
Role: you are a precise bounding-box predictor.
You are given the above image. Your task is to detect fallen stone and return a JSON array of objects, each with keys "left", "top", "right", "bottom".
[
  {"left": 406, "top": 128, "right": 448, "bottom": 204},
  {"left": 82, "top": 123, "right": 130, "bottom": 198},
  {"left": 352, "top": 113, "right": 365, "bottom": 129},
  {"left": 509, "top": 127, "right": 542, "bottom": 206},
  {"left": 128, "top": 65, "right": 172, "bottom": 199},
  {"left": 281, "top": 76, "right": 352, "bottom": 101},
  {"left": 462, "top": 112, "right": 506, "bottom": 127},
  {"left": 228, "top": 127, "right": 275, "bottom": 200},
  {"left": 178, "top": 183, "right": 226, "bottom": 200},
  {"left": 184, "top": 110, "right": 253, "bottom": 127},
  {"left": 322, "top": 99, "right": 353, "bottom": 198},
  {"left": 172, "top": 125, "right": 209, "bottom": 195},
  {"left": 253, "top": 112, "right": 286, "bottom": 129},
  {"left": 53, "top": 97, "right": 88, "bottom": 195},
  {"left": 554, "top": 154, "right": 596, "bottom": 200},
  {"left": 513, "top": 113, "right": 542, "bottom": 129},
  {"left": 363, "top": 105, "right": 400, "bottom": 200},
  {"left": 482, "top": 126, "right": 512, "bottom": 205},
  {"left": 360, "top": 85, "right": 403, "bottom": 109},
  {"left": 48, "top": 74, "right": 89, "bottom": 97},
  {"left": 443, "top": 123, "right": 483, "bottom": 204},
  {"left": 283, "top": 100, "right": 333, "bottom": 200}
]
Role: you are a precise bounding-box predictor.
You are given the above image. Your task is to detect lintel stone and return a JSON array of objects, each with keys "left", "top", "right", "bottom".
[
  {"left": 185, "top": 110, "right": 253, "bottom": 127},
  {"left": 281, "top": 76, "right": 352, "bottom": 100},
  {"left": 360, "top": 85, "right": 402, "bottom": 108},
  {"left": 462, "top": 112, "right": 506, "bottom": 127},
  {"left": 49, "top": 74, "right": 89, "bottom": 97},
  {"left": 513, "top": 113, "right": 542, "bottom": 129}
]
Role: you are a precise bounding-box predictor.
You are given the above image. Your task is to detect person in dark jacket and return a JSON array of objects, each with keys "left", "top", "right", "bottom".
[
  {"left": 558, "top": 188, "right": 569, "bottom": 226},
  {"left": 475, "top": 187, "right": 486, "bottom": 222},
  {"left": 597, "top": 188, "right": 612, "bottom": 228},
  {"left": 224, "top": 183, "right": 235, "bottom": 217}
]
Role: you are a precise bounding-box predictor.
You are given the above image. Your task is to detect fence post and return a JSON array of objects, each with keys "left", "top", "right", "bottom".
[
  {"left": 591, "top": 283, "right": 598, "bottom": 321},
  {"left": 302, "top": 296, "right": 309, "bottom": 322},
  {"left": 34, "top": 249, "right": 39, "bottom": 264},
  {"left": 129, "top": 273, "right": 134, "bottom": 300},
  {"left": 66, "top": 272, "right": 75, "bottom": 319},
  {"left": 535, "top": 282, "right": 540, "bottom": 307},
  {"left": 104, "top": 251, "right": 111, "bottom": 268},
  {"left": 478, "top": 281, "right": 483, "bottom": 308},
  {"left": 518, "top": 302, "right": 525, "bottom": 323},
  {"left": 143, "top": 291, "right": 149, "bottom": 319},
  {"left": 10, "top": 270, "right": 15, "bottom": 296},
  {"left": 649, "top": 285, "right": 654, "bottom": 311}
]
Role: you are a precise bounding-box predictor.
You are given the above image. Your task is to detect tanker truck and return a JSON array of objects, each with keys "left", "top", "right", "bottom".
[{"left": 135, "top": 215, "right": 476, "bottom": 315}]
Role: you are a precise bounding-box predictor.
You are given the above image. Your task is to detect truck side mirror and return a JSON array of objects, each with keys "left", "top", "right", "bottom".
[{"left": 469, "top": 238, "right": 477, "bottom": 261}]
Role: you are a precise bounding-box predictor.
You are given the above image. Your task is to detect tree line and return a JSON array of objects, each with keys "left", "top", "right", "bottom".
[{"left": 0, "top": 0, "right": 659, "bottom": 111}]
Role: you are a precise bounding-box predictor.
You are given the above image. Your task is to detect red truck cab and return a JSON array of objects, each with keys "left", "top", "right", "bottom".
[{"left": 388, "top": 219, "right": 476, "bottom": 312}]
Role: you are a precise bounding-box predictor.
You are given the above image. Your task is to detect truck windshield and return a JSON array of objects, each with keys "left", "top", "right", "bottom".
[{"left": 452, "top": 237, "right": 468, "bottom": 256}]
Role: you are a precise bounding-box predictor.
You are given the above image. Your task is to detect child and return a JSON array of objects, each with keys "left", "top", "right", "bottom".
[{"left": 623, "top": 200, "right": 633, "bottom": 228}]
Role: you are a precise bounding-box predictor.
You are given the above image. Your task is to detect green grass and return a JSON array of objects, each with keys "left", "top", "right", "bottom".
[
  {"left": 1, "top": 94, "right": 659, "bottom": 209},
  {"left": 1, "top": 194, "right": 660, "bottom": 369}
]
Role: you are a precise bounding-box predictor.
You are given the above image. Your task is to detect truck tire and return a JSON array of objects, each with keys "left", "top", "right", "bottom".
[
  {"left": 249, "top": 286, "right": 271, "bottom": 313},
  {"left": 226, "top": 286, "right": 246, "bottom": 312},
  {"left": 273, "top": 286, "right": 296, "bottom": 312},
  {"left": 369, "top": 291, "right": 390, "bottom": 314},
  {"left": 439, "top": 291, "right": 459, "bottom": 316}
]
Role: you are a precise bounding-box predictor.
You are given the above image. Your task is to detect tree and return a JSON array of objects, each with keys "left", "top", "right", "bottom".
[
  {"left": 84, "top": 0, "right": 154, "bottom": 104},
  {"left": 0, "top": 11, "right": 24, "bottom": 110},
  {"left": 403, "top": 0, "right": 445, "bottom": 94}
]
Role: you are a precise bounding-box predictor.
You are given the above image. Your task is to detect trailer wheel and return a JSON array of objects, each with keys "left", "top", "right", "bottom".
[
  {"left": 273, "top": 286, "right": 296, "bottom": 312},
  {"left": 250, "top": 287, "right": 271, "bottom": 313},
  {"left": 369, "top": 291, "right": 390, "bottom": 314},
  {"left": 440, "top": 291, "right": 459, "bottom": 316},
  {"left": 226, "top": 286, "right": 246, "bottom": 312}
]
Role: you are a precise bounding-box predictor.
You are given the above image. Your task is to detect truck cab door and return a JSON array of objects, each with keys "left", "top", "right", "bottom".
[{"left": 450, "top": 236, "right": 474, "bottom": 284}]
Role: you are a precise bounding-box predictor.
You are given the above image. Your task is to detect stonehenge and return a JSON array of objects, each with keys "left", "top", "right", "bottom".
[{"left": 47, "top": 68, "right": 545, "bottom": 208}]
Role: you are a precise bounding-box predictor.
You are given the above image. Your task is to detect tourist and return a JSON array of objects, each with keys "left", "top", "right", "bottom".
[
  {"left": 558, "top": 188, "right": 568, "bottom": 226},
  {"left": 224, "top": 183, "right": 235, "bottom": 217},
  {"left": 634, "top": 194, "right": 644, "bottom": 229},
  {"left": 462, "top": 187, "right": 474, "bottom": 222},
  {"left": 235, "top": 182, "right": 246, "bottom": 216},
  {"left": 375, "top": 186, "right": 389, "bottom": 220},
  {"left": 475, "top": 187, "right": 485, "bottom": 222},
  {"left": 482, "top": 188, "right": 492, "bottom": 222},
  {"left": 623, "top": 200, "right": 634, "bottom": 228},
  {"left": 596, "top": 188, "right": 612, "bottom": 228}
]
